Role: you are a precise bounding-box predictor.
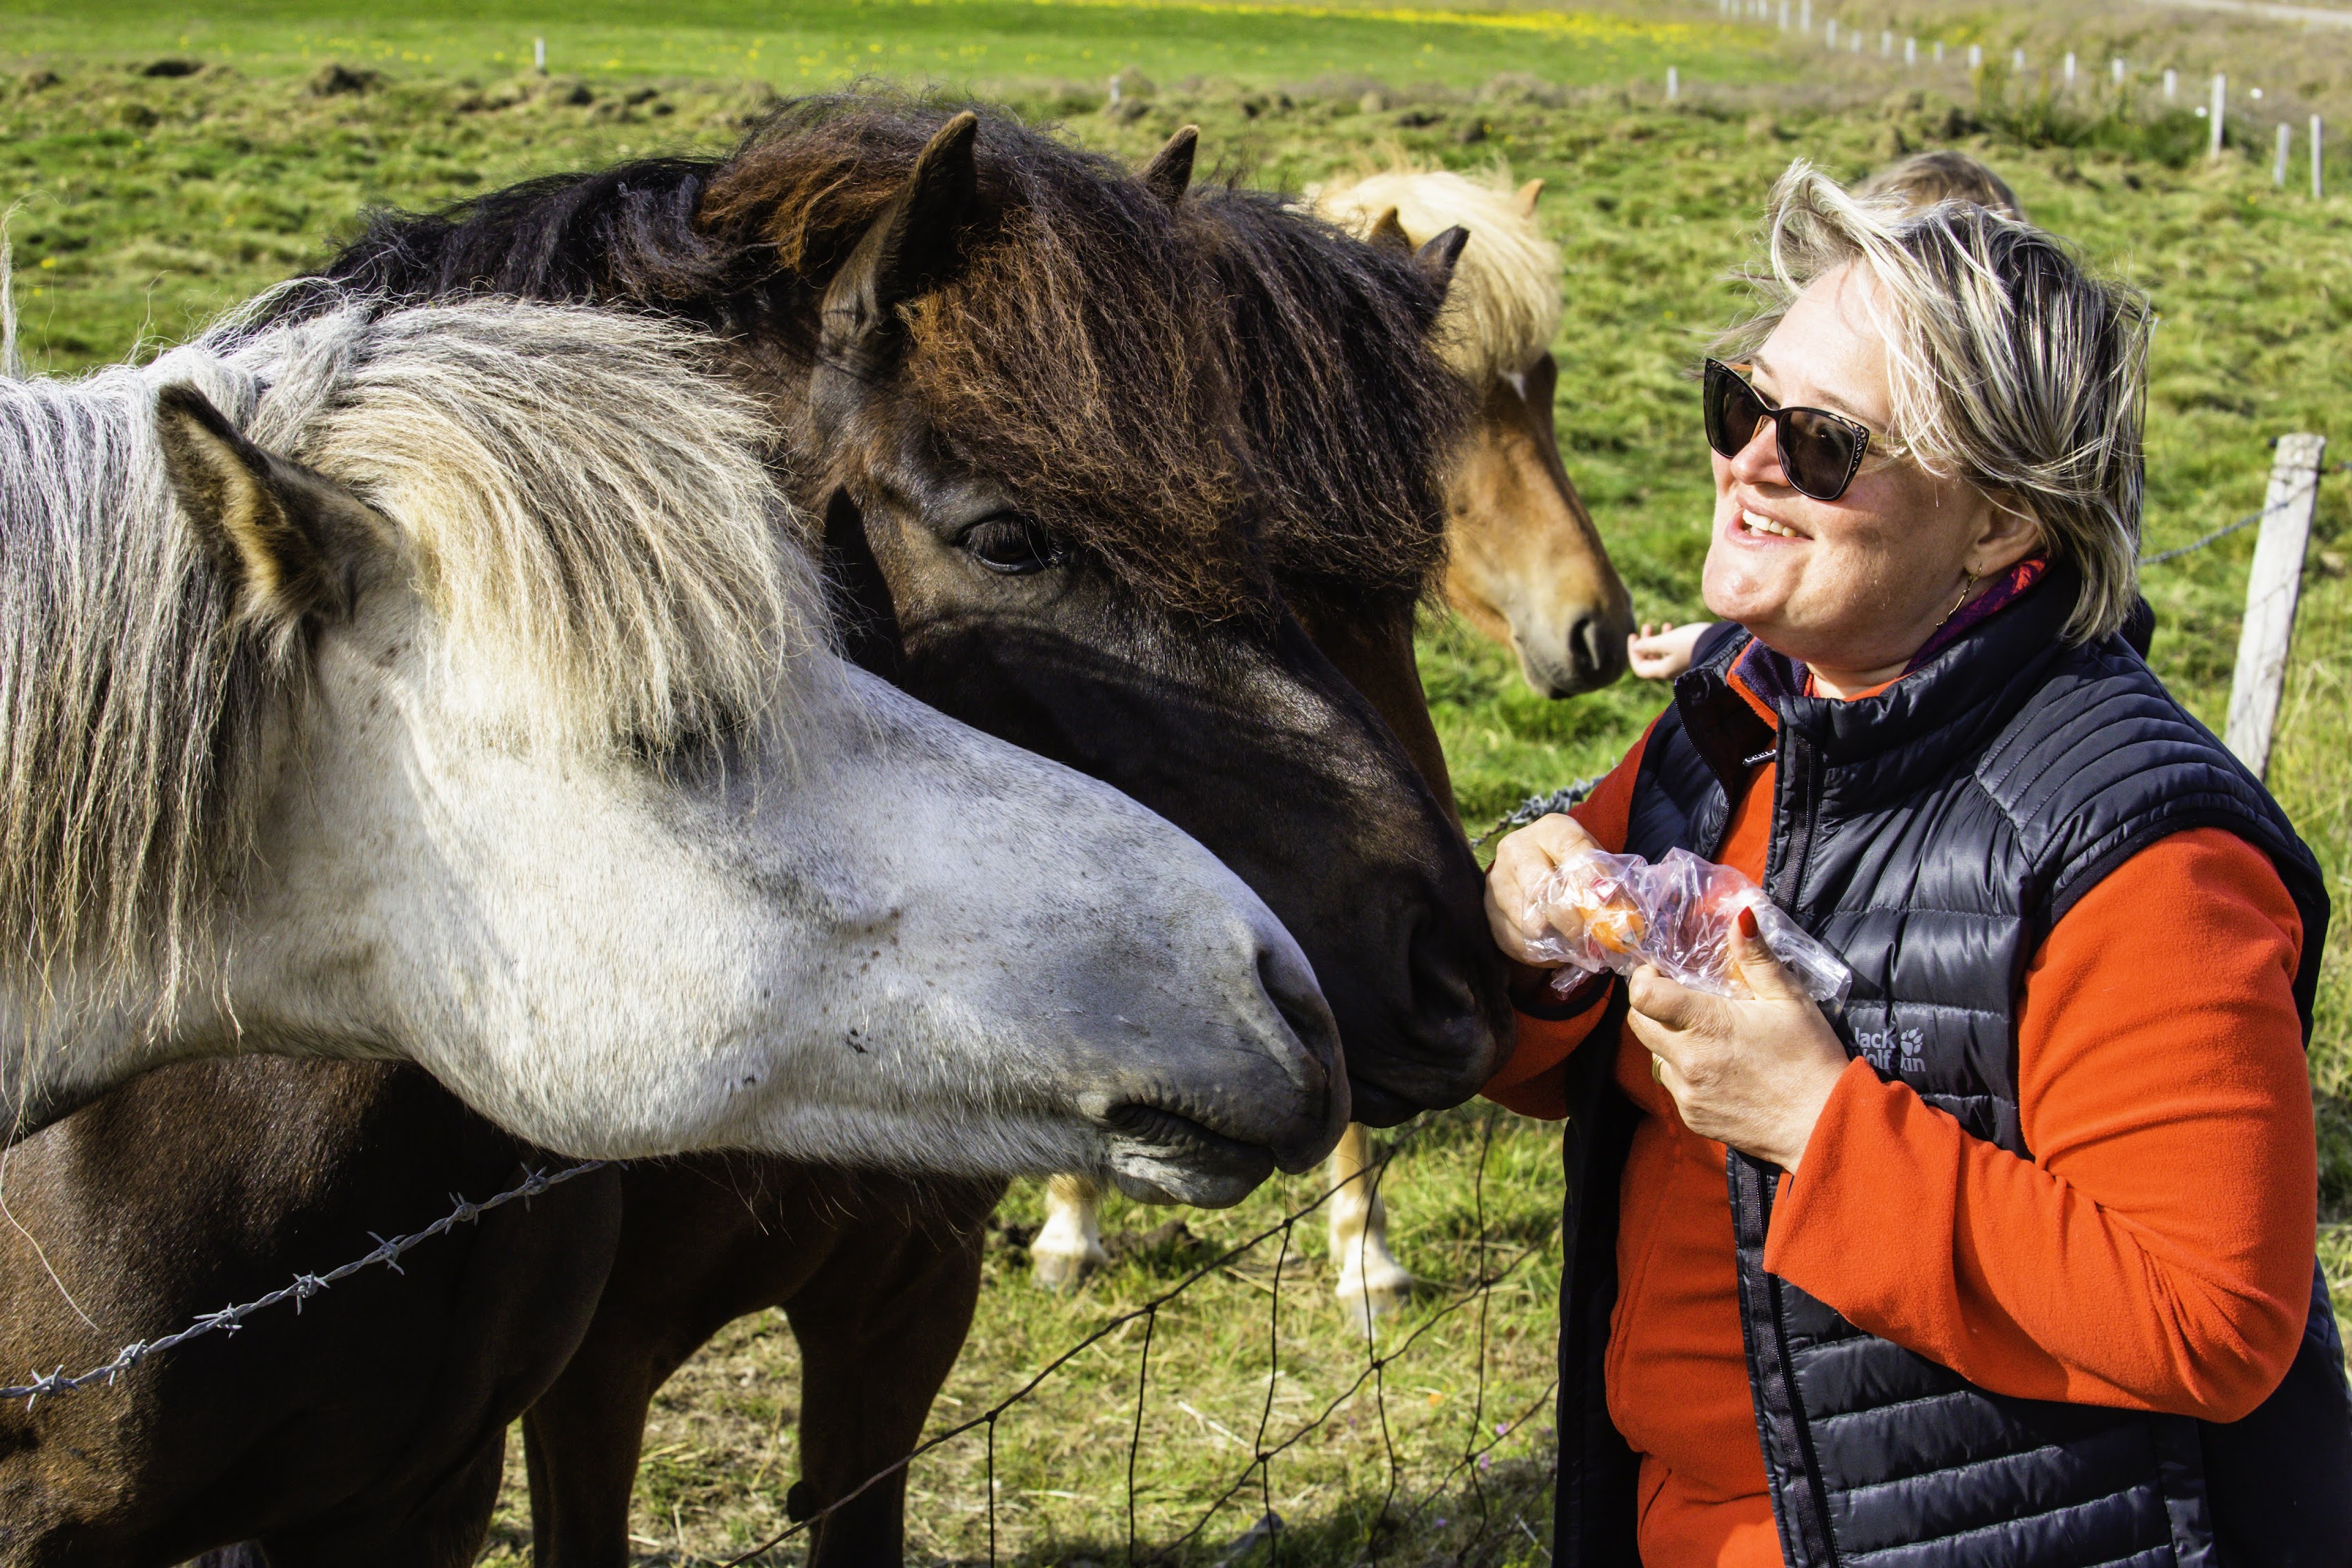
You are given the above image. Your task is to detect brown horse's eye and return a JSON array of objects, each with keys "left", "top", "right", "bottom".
[{"left": 957, "top": 516, "right": 1064, "bottom": 576}]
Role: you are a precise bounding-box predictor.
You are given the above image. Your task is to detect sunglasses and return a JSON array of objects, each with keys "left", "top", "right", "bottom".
[{"left": 1703, "top": 358, "right": 1909, "bottom": 503}]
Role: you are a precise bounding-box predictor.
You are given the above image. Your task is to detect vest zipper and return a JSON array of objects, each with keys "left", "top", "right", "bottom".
[
  {"left": 1756, "top": 727, "right": 1841, "bottom": 1566},
  {"left": 1756, "top": 1169, "right": 1841, "bottom": 1567}
]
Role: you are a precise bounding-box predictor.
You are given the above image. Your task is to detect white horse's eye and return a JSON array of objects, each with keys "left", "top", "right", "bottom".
[{"left": 957, "top": 516, "right": 1064, "bottom": 576}]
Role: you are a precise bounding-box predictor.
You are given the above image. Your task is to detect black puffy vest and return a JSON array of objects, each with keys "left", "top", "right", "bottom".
[{"left": 1551, "top": 574, "right": 2352, "bottom": 1568}]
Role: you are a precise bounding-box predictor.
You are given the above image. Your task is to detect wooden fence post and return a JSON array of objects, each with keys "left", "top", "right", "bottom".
[{"left": 2225, "top": 433, "right": 2329, "bottom": 778}]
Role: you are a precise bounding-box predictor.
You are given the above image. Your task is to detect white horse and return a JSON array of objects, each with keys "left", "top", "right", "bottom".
[{"left": 0, "top": 296, "right": 1346, "bottom": 1202}]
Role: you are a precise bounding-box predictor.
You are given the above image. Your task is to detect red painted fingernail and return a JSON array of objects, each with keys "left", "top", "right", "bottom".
[{"left": 1737, "top": 905, "right": 1761, "bottom": 940}]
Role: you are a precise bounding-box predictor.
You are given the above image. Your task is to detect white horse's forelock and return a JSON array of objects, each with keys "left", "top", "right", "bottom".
[
  {"left": 0, "top": 291, "right": 825, "bottom": 1006},
  {"left": 1315, "top": 168, "right": 1565, "bottom": 385}
]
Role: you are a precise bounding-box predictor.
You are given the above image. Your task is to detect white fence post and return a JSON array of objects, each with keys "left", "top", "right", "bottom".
[
  {"left": 2164, "top": 68, "right": 2177, "bottom": 100},
  {"left": 2112, "top": 57, "right": 2125, "bottom": 87},
  {"left": 1778, "top": 0, "right": 1789, "bottom": 32},
  {"left": 1882, "top": 30, "right": 1892, "bottom": 57},
  {"left": 1667, "top": 66, "right": 1679, "bottom": 101},
  {"left": 533, "top": 37, "right": 546, "bottom": 73},
  {"left": 1826, "top": 19, "right": 1836, "bottom": 48},
  {"left": 1968, "top": 43, "right": 1982, "bottom": 70},
  {"left": 2012, "top": 46, "right": 2025, "bottom": 72},
  {"left": 2277, "top": 122, "right": 2291, "bottom": 185},
  {"left": 2225, "top": 434, "right": 2329, "bottom": 778},
  {"left": 2316, "top": 116, "right": 2326, "bottom": 199},
  {"left": 1799, "top": 0, "right": 1810, "bottom": 34},
  {"left": 2211, "top": 74, "right": 2227, "bottom": 158},
  {"left": 2064, "top": 51, "right": 2077, "bottom": 89},
  {"left": 1904, "top": 36, "right": 1916, "bottom": 66}
]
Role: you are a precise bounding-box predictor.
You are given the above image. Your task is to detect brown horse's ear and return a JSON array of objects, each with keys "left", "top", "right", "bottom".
[
  {"left": 1141, "top": 125, "right": 1199, "bottom": 204},
  {"left": 155, "top": 383, "right": 378, "bottom": 627},
  {"left": 1514, "top": 177, "right": 1545, "bottom": 218},
  {"left": 819, "top": 111, "right": 981, "bottom": 372},
  {"left": 1366, "top": 206, "right": 1411, "bottom": 253},
  {"left": 1417, "top": 225, "right": 1471, "bottom": 293}
]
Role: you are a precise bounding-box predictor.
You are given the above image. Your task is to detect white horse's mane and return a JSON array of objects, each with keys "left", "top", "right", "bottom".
[
  {"left": 0, "top": 291, "right": 822, "bottom": 1001},
  {"left": 1314, "top": 167, "right": 1565, "bottom": 386}
]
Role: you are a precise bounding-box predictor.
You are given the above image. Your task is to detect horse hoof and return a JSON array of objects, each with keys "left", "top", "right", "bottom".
[
  {"left": 1030, "top": 1241, "right": 1106, "bottom": 1293},
  {"left": 1334, "top": 1261, "right": 1414, "bottom": 1331}
]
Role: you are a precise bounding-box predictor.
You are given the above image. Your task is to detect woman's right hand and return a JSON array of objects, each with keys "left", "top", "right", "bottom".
[{"left": 1484, "top": 812, "right": 1606, "bottom": 967}]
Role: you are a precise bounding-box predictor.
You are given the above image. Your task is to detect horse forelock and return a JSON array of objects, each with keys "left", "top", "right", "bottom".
[
  {"left": 251, "top": 299, "right": 821, "bottom": 750},
  {"left": 707, "top": 94, "right": 1267, "bottom": 620},
  {"left": 1315, "top": 168, "right": 1565, "bottom": 389},
  {"left": 0, "top": 295, "right": 820, "bottom": 1004},
  {"left": 1193, "top": 186, "right": 1469, "bottom": 612}
]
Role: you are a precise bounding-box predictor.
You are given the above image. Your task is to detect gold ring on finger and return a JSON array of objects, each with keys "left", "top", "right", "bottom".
[{"left": 1649, "top": 1052, "right": 1665, "bottom": 1083}]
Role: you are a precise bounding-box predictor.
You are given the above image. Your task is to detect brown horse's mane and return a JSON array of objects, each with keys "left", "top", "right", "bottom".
[{"left": 290, "top": 89, "right": 1464, "bottom": 622}]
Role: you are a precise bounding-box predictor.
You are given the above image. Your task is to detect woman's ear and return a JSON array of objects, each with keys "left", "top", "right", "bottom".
[{"left": 1968, "top": 489, "right": 2044, "bottom": 578}]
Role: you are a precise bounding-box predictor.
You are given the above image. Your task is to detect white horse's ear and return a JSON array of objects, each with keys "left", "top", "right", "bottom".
[
  {"left": 1514, "top": 177, "right": 1545, "bottom": 217},
  {"left": 155, "top": 382, "right": 379, "bottom": 627}
]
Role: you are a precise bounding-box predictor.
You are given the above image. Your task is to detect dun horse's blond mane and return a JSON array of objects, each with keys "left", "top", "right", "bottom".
[
  {"left": 1314, "top": 167, "right": 1564, "bottom": 386},
  {"left": 0, "top": 294, "right": 817, "bottom": 1003}
]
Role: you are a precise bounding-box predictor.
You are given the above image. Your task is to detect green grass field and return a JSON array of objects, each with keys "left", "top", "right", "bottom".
[{"left": 4, "top": 4, "right": 2351, "bottom": 1561}]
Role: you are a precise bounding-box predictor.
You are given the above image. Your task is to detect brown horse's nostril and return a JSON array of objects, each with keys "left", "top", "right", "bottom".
[{"left": 1567, "top": 613, "right": 1627, "bottom": 689}]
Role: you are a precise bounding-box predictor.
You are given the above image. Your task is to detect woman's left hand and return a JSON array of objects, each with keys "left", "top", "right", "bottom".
[{"left": 1626, "top": 908, "right": 1852, "bottom": 1170}]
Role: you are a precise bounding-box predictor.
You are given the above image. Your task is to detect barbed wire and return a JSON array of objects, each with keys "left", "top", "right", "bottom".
[
  {"left": 0, "top": 1158, "right": 609, "bottom": 1406},
  {"left": 2140, "top": 461, "right": 2348, "bottom": 566}
]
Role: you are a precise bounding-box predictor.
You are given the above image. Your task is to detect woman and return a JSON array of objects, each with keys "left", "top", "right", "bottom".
[{"left": 1484, "top": 162, "right": 2348, "bottom": 1568}]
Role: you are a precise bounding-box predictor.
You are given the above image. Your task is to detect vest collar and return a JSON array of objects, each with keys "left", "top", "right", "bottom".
[{"left": 1672, "top": 564, "right": 2086, "bottom": 804}]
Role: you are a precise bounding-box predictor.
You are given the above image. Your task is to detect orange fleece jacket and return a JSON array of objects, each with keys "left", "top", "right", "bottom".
[{"left": 1484, "top": 687, "right": 2315, "bottom": 1568}]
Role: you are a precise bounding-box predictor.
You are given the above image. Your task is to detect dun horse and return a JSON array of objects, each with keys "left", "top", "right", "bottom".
[
  {"left": 1320, "top": 166, "right": 1634, "bottom": 699},
  {"left": 1, "top": 101, "right": 1490, "bottom": 1568},
  {"left": 1037, "top": 164, "right": 1639, "bottom": 1319},
  {"left": 0, "top": 293, "right": 1338, "bottom": 1183}
]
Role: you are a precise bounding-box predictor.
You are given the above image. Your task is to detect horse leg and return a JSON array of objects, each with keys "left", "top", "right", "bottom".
[
  {"left": 787, "top": 1188, "right": 992, "bottom": 1568},
  {"left": 250, "top": 1429, "right": 506, "bottom": 1568},
  {"left": 523, "top": 1351, "right": 658, "bottom": 1568},
  {"left": 1028, "top": 1173, "right": 1106, "bottom": 1292},
  {"left": 1329, "top": 1123, "right": 1412, "bottom": 1331}
]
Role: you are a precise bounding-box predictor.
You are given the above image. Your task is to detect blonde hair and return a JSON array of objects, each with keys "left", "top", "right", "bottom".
[
  {"left": 1856, "top": 149, "right": 2027, "bottom": 222},
  {"left": 1313, "top": 167, "right": 1562, "bottom": 385},
  {"left": 1716, "top": 161, "right": 2151, "bottom": 643}
]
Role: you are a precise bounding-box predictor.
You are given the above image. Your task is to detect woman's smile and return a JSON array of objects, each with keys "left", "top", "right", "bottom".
[{"left": 1725, "top": 491, "right": 1811, "bottom": 544}]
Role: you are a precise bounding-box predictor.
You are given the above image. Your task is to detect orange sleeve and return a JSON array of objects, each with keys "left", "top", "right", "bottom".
[
  {"left": 1763, "top": 827, "right": 2315, "bottom": 1421},
  {"left": 1478, "top": 722, "right": 1655, "bottom": 1120}
]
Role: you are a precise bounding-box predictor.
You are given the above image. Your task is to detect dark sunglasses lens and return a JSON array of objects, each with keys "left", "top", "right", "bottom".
[
  {"left": 1781, "top": 406, "right": 1863, "bottom": 500},
  {"left": 1705, "top": 364, "right": 1768, "bottom": 460}
]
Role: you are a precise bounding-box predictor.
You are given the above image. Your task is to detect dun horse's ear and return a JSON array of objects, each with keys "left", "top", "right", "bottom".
[
  {"left": 1514, "top": 177, "right": 1545, "bottom": 217},
  {"left": 1366, "top": 206, "right": 1412, "bottom": 253},
  {"left": 1140, "top": 125, "right": 1200, "bottom": 204},
  {"left": 819, "top": 110, "right": 981, "bottom": 373},
  {"left": 1416, "top": 225, "right": 1471, "bottom": 293},
  {"left": 155, "top": 383, "right": 377, "bottom": 627}
]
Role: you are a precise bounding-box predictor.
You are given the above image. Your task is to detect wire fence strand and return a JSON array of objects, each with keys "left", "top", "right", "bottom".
[
  {"left": 702, "top": 1108, "right": 1553, "bottom": 1568},
  {"left": 0, "top": 1158, "right": 609, "bottom": 1405}
]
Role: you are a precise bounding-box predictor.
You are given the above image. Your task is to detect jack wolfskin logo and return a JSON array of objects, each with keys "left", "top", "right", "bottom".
[{"left": 1852, "top": 1026, "right": 1928, "bottom": 1076}]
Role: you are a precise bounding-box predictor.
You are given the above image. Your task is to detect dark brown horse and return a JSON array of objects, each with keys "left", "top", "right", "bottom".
[{"left": 0, "top": 97, "right": 1494, "bottom": 1568}]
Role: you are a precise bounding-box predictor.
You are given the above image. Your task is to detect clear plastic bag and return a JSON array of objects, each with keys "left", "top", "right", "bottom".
[{"left": 1521, "top": 846, "right": 1852, "bottom": 1009}]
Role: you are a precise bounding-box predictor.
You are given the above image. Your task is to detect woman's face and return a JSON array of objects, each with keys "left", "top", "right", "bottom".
[{"left": 1701, "top": 264, "right": 2035, "bottom": 683}]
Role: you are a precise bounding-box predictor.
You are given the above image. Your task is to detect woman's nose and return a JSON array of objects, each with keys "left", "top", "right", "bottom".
[{"left": 1727, "top": 419, "right": 1787, "bottom": 490}]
